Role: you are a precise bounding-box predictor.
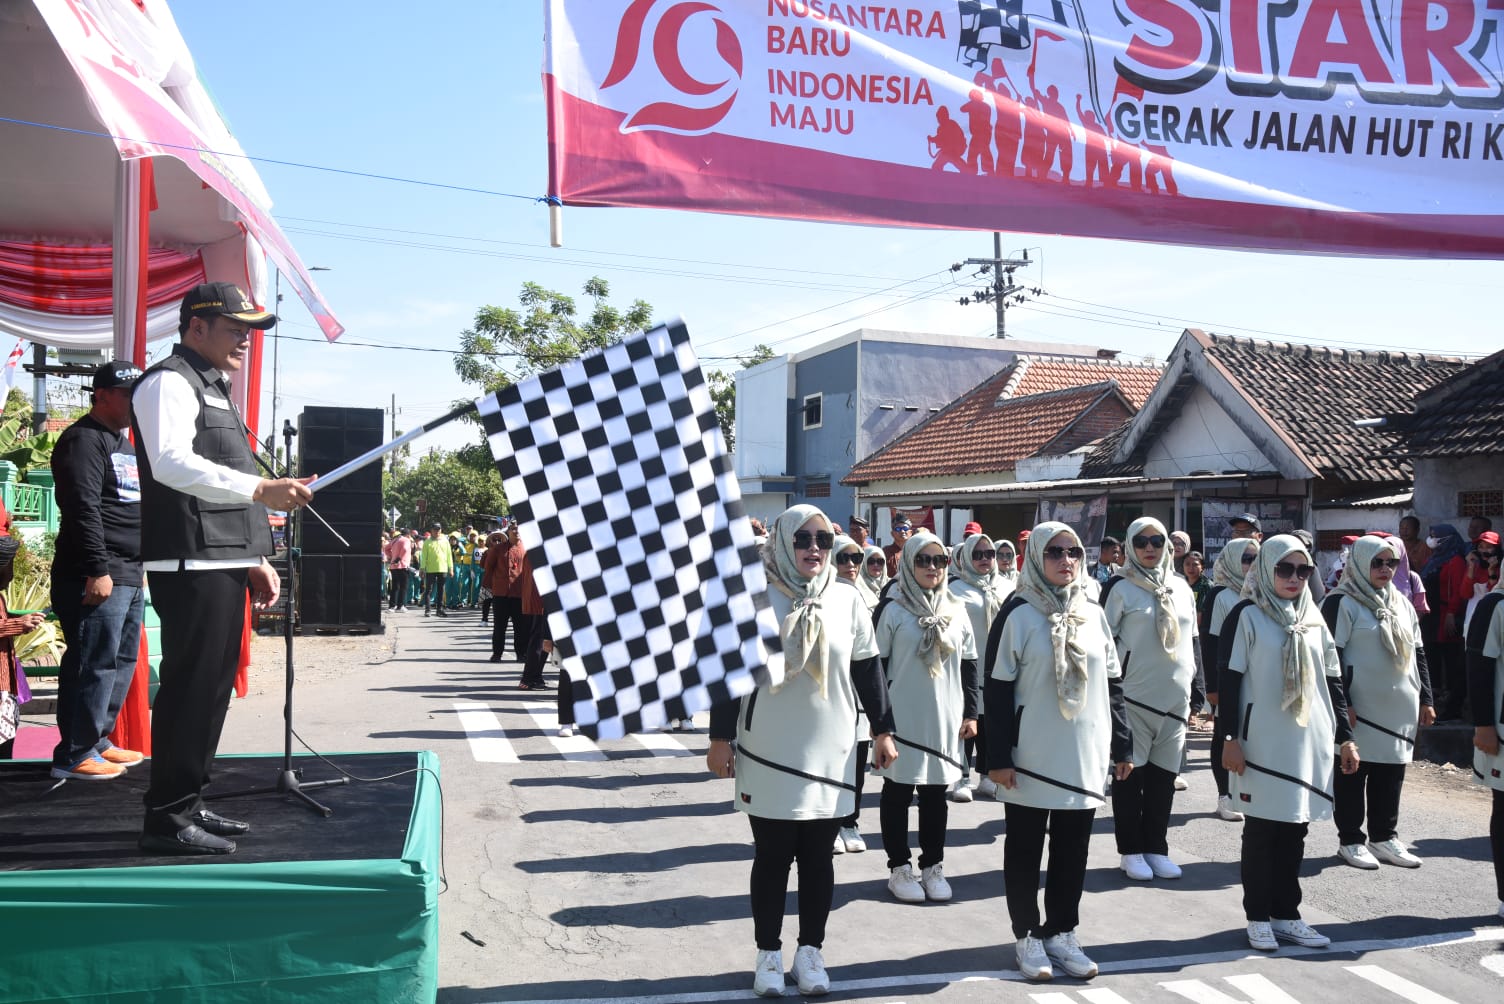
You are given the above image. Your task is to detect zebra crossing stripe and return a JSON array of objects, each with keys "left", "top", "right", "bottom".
[
  {"left": 454, "top": 702, "right": 519, "bottom": 763},
  {"left": 631, "top": 727, "right": 697, "bottom": 758},
  {"left": 1346, "top": 965, "right": 1459, "bottom": 1004},
  {"left": 525, "top": 702, "right": 608, "bottom": 761},
  {"left": 1077, "top": 988, "right": 1135, "bottom": 1004}
]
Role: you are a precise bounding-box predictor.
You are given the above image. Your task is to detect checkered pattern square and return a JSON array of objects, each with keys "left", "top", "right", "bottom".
[{"left": 477, "top": 320, "right": 781, "bottom": 739}]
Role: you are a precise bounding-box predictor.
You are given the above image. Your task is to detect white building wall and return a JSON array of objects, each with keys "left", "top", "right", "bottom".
[
  {"left": 1413, "top": 455, "right": 1504, "bottom": 530},
  {"left": 1143, "top": 384, "right": 1275, "bottom": 478},
  {"left": 734, "top": 358, "right": 792, "bottom": 480}
]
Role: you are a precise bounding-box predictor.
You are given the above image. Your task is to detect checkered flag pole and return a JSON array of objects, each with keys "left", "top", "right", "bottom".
[{"left": 477, "top": 320, "right": 782, "bottom": 739}]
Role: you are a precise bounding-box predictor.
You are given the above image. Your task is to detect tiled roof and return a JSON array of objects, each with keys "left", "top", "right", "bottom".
[
  {"left": 844, "top": 356, "right": 1162, "bottom": 484},
  {"left": 1083, "top": 331, "right": 1471, "bottom": 484},
  {"left": 1391, "top": 348, "right": 1504, "bottom": 457}
]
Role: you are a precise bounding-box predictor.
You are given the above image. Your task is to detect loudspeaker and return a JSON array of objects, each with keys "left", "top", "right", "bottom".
[
  {"left": 298, "top": 407, "right": 384, "bottom": 555},
  {"left": 300, "top": 554, "right": 384, "bottom": 629}
]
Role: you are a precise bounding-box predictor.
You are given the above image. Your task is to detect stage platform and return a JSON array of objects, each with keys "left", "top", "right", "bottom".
[{"left": 0, "top": 751, "right": 440, "bottom": 1003}]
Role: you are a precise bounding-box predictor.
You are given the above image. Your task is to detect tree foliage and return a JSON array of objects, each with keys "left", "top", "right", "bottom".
[
  {"left": 384, "top": 444, "right": 507, "bottom": 532},
  {"left": 708, "top": 344, "right": 775, "bottom": 452},
  {"left": 454, "top": 277, "right": 654, "bottom": 397}
]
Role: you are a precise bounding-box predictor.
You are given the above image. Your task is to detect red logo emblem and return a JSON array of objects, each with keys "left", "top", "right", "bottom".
[{"left": 602, "top": 0, "right": 743, "bottom": 134}]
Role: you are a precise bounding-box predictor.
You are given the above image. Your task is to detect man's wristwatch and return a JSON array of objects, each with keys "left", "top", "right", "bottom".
[{"left": 1223, "top": 735, "right": 1237, "bottom": 742}]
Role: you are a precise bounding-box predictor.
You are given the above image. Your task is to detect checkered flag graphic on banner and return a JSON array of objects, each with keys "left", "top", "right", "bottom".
[{"left": 477, "top": 320, "right": 782, "bottom": 739}]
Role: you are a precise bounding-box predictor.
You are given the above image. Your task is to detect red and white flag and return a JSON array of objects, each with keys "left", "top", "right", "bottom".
[
  {"left": 0, "top": 341, "right": 26, "bottom": 397},
  {"left": 545, "top": 0, "right": 1504, "bottom": 257}
]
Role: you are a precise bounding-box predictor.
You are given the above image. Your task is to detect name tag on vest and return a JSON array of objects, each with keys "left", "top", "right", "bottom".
[{"left": 203, "top": 397, "right": 232, "bottom": 410}]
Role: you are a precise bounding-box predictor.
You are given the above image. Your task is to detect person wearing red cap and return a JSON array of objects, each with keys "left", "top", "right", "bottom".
[{"left": 1016, "top": 530, "right": 1030, "bottom": 572}]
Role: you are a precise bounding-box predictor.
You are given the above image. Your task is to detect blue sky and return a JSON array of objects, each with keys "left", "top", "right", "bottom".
[{"left": 168, "top": 1, "right": 1501, "bottom": 456}]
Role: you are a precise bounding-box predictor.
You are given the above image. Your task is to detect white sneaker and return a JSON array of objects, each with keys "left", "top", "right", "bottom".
[
  {"left": 838, "top": 825, "right": 866, "bottom": 853},
  {"left": 1246, "top": 921, "right": 1278, "bottom": 951},
  {"left": 1173, "top": 775, "right": 1189, "bottom": 791},
  {"left": 832, "top": 831, "right": 846, "bottom": 855},
  {"left": 975, "top": 775, "right": 1000, "bottom": 799},
  {"left": 1144, "top": 853, "right": 1182, "bottom": 879},
  {"left": 1338, "top": 843, "right": 1380, "bottom": 870},
  {"left": 1015, "top": 935, "right": 1053, "bottom": 981},
  {"left": 1120, "top": 853, "right": 1153, "bottom": 881},
  {"left": 1368, "top": 837, "right": 1421, "bottom": 868},
  {"left": 887, "top": 864, "right": 926, "bottom": 903},
  {"left": 791, "top": 945, "right": 829, "bottom": 996},
  {"left": 1271, "top": 918, "right": 1330, "bottom": 948},
  {"left": 920, "top": 863, "right": 952, "bottom": 901},
  {"left": 1216, "top": 795, "right": 1244, "bottom": 821},
  {"left": 752, "top": 949, "right": 784, "bottom": 997},
  {"left": 1042, "top": 931, "right": 1098, "bottom": 979},
  {"left": 948, "top": 779, "right": 973, "bottom": 803},
  {"left": 557, "top": 725, "right": 575, "bottom": 738},
  {"left": 676, "top": 718, "right": 697, "bottom": 733}
]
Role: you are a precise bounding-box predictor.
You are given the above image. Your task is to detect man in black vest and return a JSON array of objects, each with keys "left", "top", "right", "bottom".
[{"left": 131, "top": 282, "right": 314, "bottom": 855}]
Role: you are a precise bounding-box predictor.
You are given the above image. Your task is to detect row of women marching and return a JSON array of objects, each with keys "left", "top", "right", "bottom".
[{"left": 706, "top": 505, "right": 1504, "bottom": 996}]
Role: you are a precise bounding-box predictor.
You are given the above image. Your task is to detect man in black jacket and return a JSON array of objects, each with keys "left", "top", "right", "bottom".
[{"left": 50, "top": 361, "right": 146, "bottom": 781}]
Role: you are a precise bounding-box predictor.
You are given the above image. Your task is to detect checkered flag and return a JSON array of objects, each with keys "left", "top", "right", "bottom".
[{"left": 478, "top": 320, "right": 781, "bottom": 739}]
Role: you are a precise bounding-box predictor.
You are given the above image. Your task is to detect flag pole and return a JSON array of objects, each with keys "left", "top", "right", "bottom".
[{"left": 307, "top": 401, "right": 478, "bottom": 493}]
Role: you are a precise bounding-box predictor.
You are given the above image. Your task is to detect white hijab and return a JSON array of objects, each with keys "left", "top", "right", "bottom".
[
  {"left": 761, "top": 505, "right": 836, "bottom": 697},
  {"left": 1015, "top": 522, "right": 1092, "bottom": 720}
]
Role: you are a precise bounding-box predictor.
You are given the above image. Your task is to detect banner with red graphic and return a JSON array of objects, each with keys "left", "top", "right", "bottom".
[{"left": 545, "top": 0, "right": 1504, "bottom": 257}]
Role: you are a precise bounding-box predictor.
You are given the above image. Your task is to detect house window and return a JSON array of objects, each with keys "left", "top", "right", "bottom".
[
  {"left": 806, "top": 478, "right": 831, "bottom": 499},
  {"left": 1317, "top": 530, "right": 1364, "bottom": 552},
  {"left": 1458, "top": 490, "right": 1503, "bottom": 518},
  {"left": 802, "top": 393, "right": 823, "bottom": 430}
]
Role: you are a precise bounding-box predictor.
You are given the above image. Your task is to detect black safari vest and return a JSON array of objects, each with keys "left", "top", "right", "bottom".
[{"left": 131, "top": 345, "right": 274, "bottom": 562}]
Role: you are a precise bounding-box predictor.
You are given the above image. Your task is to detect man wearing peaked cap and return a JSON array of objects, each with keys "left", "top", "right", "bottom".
[{"left": 131, "top": 283, "right": 316, "bottom": 856}]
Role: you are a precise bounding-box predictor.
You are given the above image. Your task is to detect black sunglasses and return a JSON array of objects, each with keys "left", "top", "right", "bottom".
[
  {"left": 1043, "top": 546, "right": 1086, "bottom": 562},
  {"left": 792, "top": 530, "right": 834, "bottom": 551},
  {"left": 1370, "top": 557, "right": 1400, "bottom": 570},
  {"left": 973, "top": 549, "right": 997, "bottom": 561},
  {"left": 835, "top": 552, "right": 863, "bottom": 566},
  {"left": 865, "top": 556, "right": 885, "bottom": 566},
  {"left": 1132, "top": 534, "right": 1167, "bottom": 549},
  {"left": 1274, "top": 561, "right": 1314, "bottom": 581},
  {"left": 913, "top": 553, "right": 950, "bottom": 570},
  {"left": 1241, "top": 552, "right": 1257, "bottom": 564}
]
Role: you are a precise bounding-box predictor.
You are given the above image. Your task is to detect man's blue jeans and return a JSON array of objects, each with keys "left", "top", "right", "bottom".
[{"left": 50, "top": 577, "right": 145, "bottom": 768}]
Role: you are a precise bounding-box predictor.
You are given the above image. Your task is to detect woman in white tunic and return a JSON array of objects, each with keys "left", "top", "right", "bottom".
[
  {"left": 873, "top": 531, "right": 979, "bottom": 904},
  {"left": 857, "top": 545, "right": 886, "bottom": 612},
  {"left": 1220, "top": 534, "right": 1359, "bottom": 952},
  {"left": 1102, "top": 516, "right": 1201, "bottom": 881},
  {"left": 1201, "top": 537, "right": 1259, "bottom": 822},
  {"left": 1466, "top": 578, "right": 1504, "bottom": 918},
  {"left": 830, "top": 534, "right": 874, "bottom": 855},
  {"left": 996, "top": 538, "right": 1019, "bottom": 594},
  {"left": 986, "top": 522, "right": 1133, "bottom": 982},
  {"left": 950, "top": 533, "right": 1009, "bottom": 800},
  {"left": 707, "top": 506, "right": 899, "bottom": 997},
  {"left": 1322, "top": 535, "right": 1435, "bottom": 870}
]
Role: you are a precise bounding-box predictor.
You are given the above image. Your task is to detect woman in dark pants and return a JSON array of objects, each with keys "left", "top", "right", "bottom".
[
  {"left": 1466, "top": 576, "right": 1504, "bottom": 919},
  {"left": 1202, "top": 538, "right": 1259, "bottom": 822}
]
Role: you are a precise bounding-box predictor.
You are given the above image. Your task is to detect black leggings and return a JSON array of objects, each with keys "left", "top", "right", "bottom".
[
  {"left": 1493, "top": 789, "right": 1504, "bottom": 903},
  {"left": 879, "top": 780, "right": 949, "bottom": 870},
  {"left": 1242, "top": 816, "right": 1308, "bottom": 922},
  {"left": 839, "top": 740, "right": 870, "bottom": 828},
  {"left": 962, "top": 716, "right": 989, "bottom": 775},
  {"left": 1210, "top": 729, "right": 1230, "bottom": 796},
  {"left": 748, "top": 815, "right": 840, "bottom": 951},
  {"left": 1111, "top": 761, "right": 1177, "bottom": 855},
  {"left": 1333, "top": 760, "right": 1406, "bottom": 845},
  {"left": 1003, "top": 802, "right": 1095, "bottom": 939}
]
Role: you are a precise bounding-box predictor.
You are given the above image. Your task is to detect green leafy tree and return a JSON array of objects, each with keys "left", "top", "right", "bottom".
[
  {"left": 708, "top": 344, "right": 775, "bottom": 452},
  {"left": 385, "top": 444, "right": 507, "bottom": 532},
  {"left": 454, "top": 277, "right": 654, "bottom": 398}
]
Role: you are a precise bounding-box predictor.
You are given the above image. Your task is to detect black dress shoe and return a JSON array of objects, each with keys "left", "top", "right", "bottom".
[
  {"left": 138, "top": 825, "right": 236, "bottom": 856},
  {"left": 191, "top": 809, "right": 251, "bottom": 836}
]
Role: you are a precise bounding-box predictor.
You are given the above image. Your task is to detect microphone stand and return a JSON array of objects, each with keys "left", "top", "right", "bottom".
[{"left": 207, "top": 419, "right": 348, "bottom": 816}]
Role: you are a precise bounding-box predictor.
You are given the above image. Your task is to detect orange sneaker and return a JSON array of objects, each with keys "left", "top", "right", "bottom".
[
  {"left": 50, "top": 756, "right": 126, "bottom": 781},
  {"left": 98, "top": 747, "right": 144, "bottom": 766}
]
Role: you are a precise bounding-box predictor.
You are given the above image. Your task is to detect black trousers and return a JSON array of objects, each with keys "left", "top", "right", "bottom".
[
  {"left": 879, "top": 780, "right": 949, "bottom": 869},
  {"left": 422, "top": 572, "right": 447, "bottom": 614},
  {"left": 1492, "top": 789, "right": 1504, "bottom": 903},
  {"left": 1210, "top": 730, "right": 1230, "bottom": 797},
  {"left": 748, "top": 815, "right": 840, "bottom": 951},
  {"left": 1111, "top": 761, "right": 1177, "bottom": 855},
  {"left": 1241, "top": 816, "right": 1309, "bottom": 921},
  {"left": 1003, "top": 802, "right": 1095, "bottom": 939},
  {"left": 492, "top": 596, "right": 523, "bottom": 658},
  {"left": 518, "top": 614, "right": 545, "bottom": 684},
  {"left": 1439, "top": 639, "right": 1467, "bottom": 716},
  {"left": 387, "top": 567, "right": 409, "bottom": 608},
  {"left": 961, "top": 716, "right": 989, "bottom": 775},
  {"left": 557, "top": 665, "right": 574, "bottom": 725},
  {"left": 142, "top": 568, "right": 249, "bottom": 836},
  {"left": 1333, "top": 760, "right": 1406, "bottom": 845},
  {"left": 839, "top": 740, "right": 870, "bottom": 828}
]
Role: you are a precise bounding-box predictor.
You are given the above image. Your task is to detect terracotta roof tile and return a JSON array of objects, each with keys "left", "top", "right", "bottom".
[{"left": 1393, "top": 349, "right": 1504, "bottom": 457}]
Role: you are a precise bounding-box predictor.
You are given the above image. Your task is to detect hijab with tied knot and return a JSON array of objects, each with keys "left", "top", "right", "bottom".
[
  {"left": 995, "top": 539, "right": 1018, "bottom": 582},
  {"left": 1211, "top": 537, "right": 1258, "bottom": 592},
  {"left": 893, "top": 531, "right": 960, "bottom": 679},
  {"left": 952, "top": 533, "right": 1006, "bottom": 626},
  {"left": 832, "top": 533, "right": 863, "bottom": 592},
  {"left": 760, "top": 505, "right": 837, "bottom": 698},
  {"left": 1331, "top": 535, "right": 1413, "bottom": 670},
  {"left": 1246, "top": 534, "right": 1326, "bottom": 727},
  {"left": 859, "top": 543, "right": 888, "bottom": 596},
  {"left": 1119, "top": 516, "right": 1181, "bottom": 653},
  {"left": 1015, "top": 521, "right": 1092, "bottom": 720}
]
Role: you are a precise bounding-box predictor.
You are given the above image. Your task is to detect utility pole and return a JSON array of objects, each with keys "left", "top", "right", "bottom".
[
  {"left": 952, "top": 232, "right": 1038, "bottom": 338},
  {"left": 387, "top": 393, "right": 401, "bottom": 474}
]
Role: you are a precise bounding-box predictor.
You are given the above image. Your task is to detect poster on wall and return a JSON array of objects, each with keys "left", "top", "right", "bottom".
[
  {"left": 1201, "top": 498, "right": 1304, "bottom": 564},
  {"left": 1036, "top": 494, "right": 1107, "bottom": 548},
  {"left": 545, "top": 0, "right": 1504, "bottom": 257}
]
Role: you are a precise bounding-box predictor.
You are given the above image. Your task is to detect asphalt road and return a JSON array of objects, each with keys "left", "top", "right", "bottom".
[{"left": 217, "top": 609, "right": 1504, "bottom": 1004}]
